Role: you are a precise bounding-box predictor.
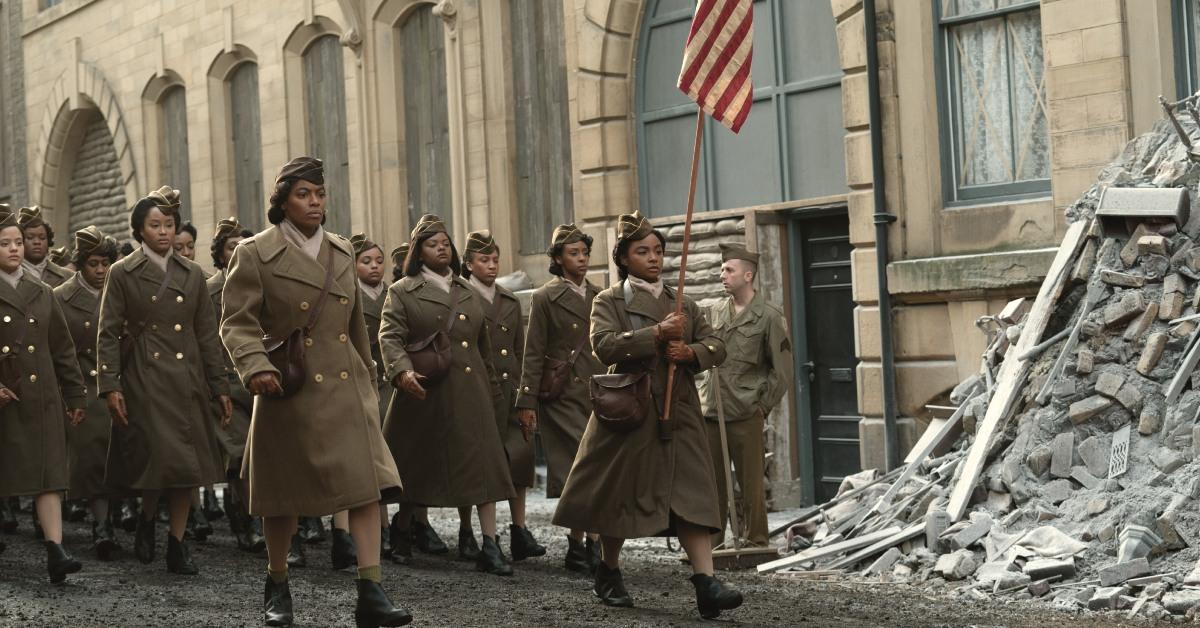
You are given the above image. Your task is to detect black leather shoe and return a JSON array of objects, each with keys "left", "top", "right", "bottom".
[
  {"left": 476, "top": 535, "right": 513, "bottom": 576},
  {"left": 247, "top": 517, "right": 267, "bottom": 553},
  {"left": 65, "top": 499, "right": 88, "bottom": 523},
  {"left": 233, "top": 511, "right": 266, "bottom": 553},
  {"left": 388, "top": 513, "right": 411, "bottom": 565},
  {"left": 457, "top": 527, "right": 480, "bottom": 561},
  {"left": 0, "top": 497, "right": 16, "bottom": 534},
  {"left": 92, "top": 520, "right": 118, "bottom": 561},
  {"left": 134, "top": 517, "right": 156, "bottom": 564},
  {"left": 118, "top": 499, "right": 139, "bottom": 533},
  {"left": 298, "top": 516, "right": 326, "bottom": 544},
  {"left": 45, "top": 541, "right": 82, "bottom": 584},
  {"left": 287, "top": 534, "right": 307, "bottom": 568},
  {"left": 412, "top": 518, "right": 449, "bottom": 555},
  {"left": 264, "top": 575, "right": 294, "bottom": 627},
  {"left": 187, "top": 508, "right": 213, "bottom": 543},
  {"left": 586, "top": 537, "right": 601, "bottom": 574},
  {"left": 331, "top": 528, "right": 358, "bottom": 570},
  {"left": 353, "top": 579, "right": 413, "bottom": 627},
  {"left": 565, "top": 537, "right": 591, "bottom": 574},
  {"left": 594, "top": 562, "right": 634, "bottom": 608},
  {"left": 509, "top": 524, "right": 546, "bottom": 561},
  {"left": 380, "top": 526, "right": 393, "bottom": 560},
  {"left": 166, "top": 534, "right": 199, "bottom": 575},
  {"left": 689, "top": 573, "right": 743, "bottom": 619},
  {"left": 201, "top": 487, "right": 224, "bottom": 522}
]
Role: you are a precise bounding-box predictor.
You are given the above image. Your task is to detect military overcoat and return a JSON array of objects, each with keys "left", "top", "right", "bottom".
[
  {"left": 207, "top": 270, "right": 251, "bottom": 463},
  {"left": 379, "top": 273, "right": 515, "bottom": 507},
  {"left": 96, "top": 248, "right": 229, "bottom": 491},
  {"left": 36, "top": 261, "right": 72, "bottom": 288},
  {"left": 478, "top": 283, "right": 534, "bottom": 488},
  {"left": 0, "top": 274, "right": 87, "bottom": 496},
  {"left": 361, "top": 287, "right": 391, "bottom": 421},
  {"left": 552, "top": 281, "right": 725, "bottom": 538},
  {"left": 54, "top": 274, "right": 113, "bottom": 498},
  {"left": 220, "top": 227, "right": 401, "bottom": 517},
  {"left": 514, "top": 277, "right": 604, "bottom": 497}
]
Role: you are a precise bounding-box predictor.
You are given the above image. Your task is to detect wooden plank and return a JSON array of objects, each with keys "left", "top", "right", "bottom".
[
  {"left": 947, "top": 220, "right": 1091, "bottom": 522},
  {"left": 827, "top": 523, "right": 923, "bottom": 570},
  {"left": 880, "top": 404, "right": 965, "bottom": 507},
  {"left": 767, "top": 466, "right": 904, "bottom": 538},
  {"left": 757, "top": 526, "right": 902, "bottom": 574}
]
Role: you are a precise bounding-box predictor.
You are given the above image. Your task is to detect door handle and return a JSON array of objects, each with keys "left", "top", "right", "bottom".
[{"left": 804, "top": 361, "right": 815, "bottom": 382}]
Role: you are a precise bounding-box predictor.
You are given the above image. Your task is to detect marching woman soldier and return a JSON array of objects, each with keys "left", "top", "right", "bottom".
[
  {"left": 0, "top": 207, "right": 88, "bottom": 583},
  {"left": 553, "top": 211, "right": 744, "bottom": 620},
  {"left": 379, "top": 214, "right": 515, "bottom": 576},
  {"left": 462, "top": 230, "right": 544, "bottom": 561},
  {"left": 206, "top": 217, "right": 266, "bottom": 554},
  {"left": 389, "top": 243, "right": 408, "bottom": 283},
  {"left": 96, "top": 186, "right": 234, "bottom": 576},
  {"left": 55, "top": 227, "right": 122, "bottom": 560},
  {"left": 18, "top": 206, "right": 72, "bottom": 288},
  {"left": 174, "top": 221, "right": 198, "bottom": 261},
  {"left": 221, "top": 157, "right": 410, "bottom": 627},
  {"left": 515, "top": 224, "right": 604, "bottom": 574}
]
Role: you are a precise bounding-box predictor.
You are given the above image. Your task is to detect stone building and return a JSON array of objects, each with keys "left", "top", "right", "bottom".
[{"left": 4, "top": 0, "right": 1196, "bottom": 509}]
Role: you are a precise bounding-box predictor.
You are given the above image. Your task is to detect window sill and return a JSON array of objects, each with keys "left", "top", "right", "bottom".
[
  {"left": 23, "top": 0, "right": 99, "bottom": 37},
  {"left": 941, "top": 192, "right": 1051, "bottom": 211}
]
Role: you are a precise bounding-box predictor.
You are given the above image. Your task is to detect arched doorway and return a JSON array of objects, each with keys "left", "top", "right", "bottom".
[{"left": 65, "top": 109, "right": 127, "bottom": 238}]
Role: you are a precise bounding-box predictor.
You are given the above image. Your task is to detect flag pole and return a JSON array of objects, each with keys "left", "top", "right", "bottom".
[{"left": 659, "top": 108, "right": 705, "bottom": 441}]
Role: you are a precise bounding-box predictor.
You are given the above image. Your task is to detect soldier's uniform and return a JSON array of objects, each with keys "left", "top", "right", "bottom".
[
  {"left": 700, "top": 244, "right": 793, "bottom": 547},
  {"left": 18, "top": 206, "right": 72, "bottom": 288}
]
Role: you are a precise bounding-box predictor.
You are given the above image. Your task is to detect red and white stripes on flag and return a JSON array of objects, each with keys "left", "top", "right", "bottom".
[{"left": 677, "top": 0, "right": 754, "bottom": 134}]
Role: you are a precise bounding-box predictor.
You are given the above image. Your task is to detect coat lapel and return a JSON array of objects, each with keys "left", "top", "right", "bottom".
[
  {"left": 61, "top": 275, "right": 98, "bottom": 313},
  {"left": 549, "top": 278, "right": 593, "bottom": 323},
  {"left": 624, "top": 282, "right": 666, "bottom": 324},
  {"left": 15, "top": 275, "right": 42, "bottom": 311}
]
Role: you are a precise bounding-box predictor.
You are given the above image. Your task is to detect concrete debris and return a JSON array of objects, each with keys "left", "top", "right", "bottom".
[
  {"left": 934, "top": 550, "right": 978, "bottom": 581},
  {"left": 1024, "top": 558, "right": 1076, "bottom": 581},
  {"left": 1098, "top": 558, "right": 1151, "bottom": 587},
  {"left": 1089, "top": 586, "right": 1131, "bottom": 611},
  {"left": 1068, "top": 395, "right": 1112, "bottom": 424}
]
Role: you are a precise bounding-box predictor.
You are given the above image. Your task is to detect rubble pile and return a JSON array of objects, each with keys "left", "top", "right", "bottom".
[{"left": 757, "top": 102, "right": 1200, "bottom": 619}]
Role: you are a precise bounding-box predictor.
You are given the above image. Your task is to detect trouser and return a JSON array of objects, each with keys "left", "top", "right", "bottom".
[{"left": 704, "top": 413, "right": 768, "bottom": 546}]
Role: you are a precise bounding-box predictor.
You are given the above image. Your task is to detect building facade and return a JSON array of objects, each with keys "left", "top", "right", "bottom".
[{"left": 2, "top": 0, "right": 1192, "bottom": 508}]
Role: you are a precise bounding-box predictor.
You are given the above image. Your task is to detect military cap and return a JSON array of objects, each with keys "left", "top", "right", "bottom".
[
  {"left": 0, "top": 207, "right": 20, "bottom": 229},
  {"left": 74, "top": 225, "right": 108, "bottom": 259},
  {"left": 146, "top": 186, "right": 182, "bottom": 211},
  {"left": 720, "top": 242, "right": 760, "bottom": 266},
  {"left": 214, "top": 217, "right": 245, "bottom": 241},
  {"left": 615, "top": 210, "right": 654, "bottom": 242},
  {"left": 390, "top": 242, "right": 410, "bottom": 268},
  {"left": 275, "top": 156, "right": 324, "bottom": 185},
  {"left": 410, "top": 213, "right": 447, "bottom": 241},
  {"left": 17, "top": 205, "right": 48, "bottom": 229},
  {"left": 350, "top": 233, "right": 380, "bottom": 256},
  {"left": 464, "top": 230, "right": 497, "bottom": 255},
  {"left": 548, "top": 223, "right": 587, "bottom": 251}
]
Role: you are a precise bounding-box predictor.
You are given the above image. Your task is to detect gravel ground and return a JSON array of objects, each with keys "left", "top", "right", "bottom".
[{"left": 0, "top": 492, "right": 1177, "bottom": 627}]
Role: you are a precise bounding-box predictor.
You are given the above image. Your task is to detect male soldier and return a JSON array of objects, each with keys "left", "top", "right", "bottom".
[{"left": 702, "top": 243, "right": 793, "bottom": 547}]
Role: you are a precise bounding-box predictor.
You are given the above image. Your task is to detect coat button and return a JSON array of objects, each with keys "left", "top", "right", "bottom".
[
  {"left": 458, "top": 314, "right": 466, "bottom": 321},
  {"left": 84, "top": 321, "right": 91, "bottom": 328},
  {"left": 174, "top": 324, "right": 183, "bottom": 332},
  {"left": 176, "top": 295, "right": 184, "bottom": 303},
  {"left": 89, "top": 369, "right": 97, "bottom": 377},
  {"left": 339, "top": 371, "right": 349, "bottom": 380},
  {"left": 1, "top": 346, "right": 8, "bottom": 354},
  {"left": 461, "top": 341, "right": 469, "bottom": 349},
  {"left": 572, "top": 323, "right": 579, "bottom": 329},
  {"left": 26, "top": 345, "right": 34, "bottom": 354},
  {"left": 84, "top": 349, "right": 92, "bottom": 355},
  {"left": 464, "top": 366, "right": 472, "bottom": 374},
  {"left": 304, "top": 338, "right": 314, "bottom": 347},
  {"left": 501, "top": 325, "right": 508, "bottom": 332},
  {"left": 300, "top": 302, "right": 310, "bottom": 311},
  {"left": 28, "top": 318, "right": 35, "bottom": 325},
  {"left": 338, "top": 334, "right": 347, "bottom": 342},
  {"left": 501, "top": 372, "right": 509, "bottom": 380},
  {"left": 151, "top": 296, "right": 157, "bottom": 302},
  {"left": 28, "top": 374, "right": 36, "bottom": 383},
  {"left": 101, "top": 364, "right": 108, "bottom": 371},
  {"left": 175, "top": 353, "right": 184, "bottom": 360},
  {"left": 153, "top": 352, "right": 160, "bottom": 359},
  {"left": 574, "top": 376, "right": 582, "bottom": 383},
  {"left": 314, "top": 373, "right": 324, "bottom": 383},
  {"left": 151, "top": 324, "right": 158, "bottom": 331},
  {"left": 500, "top": 349, "right": 508, "bottom": 356},
  {"left": 623, "top": 331, "right": 633, "bottom": 338},
  {"left": 523, "top": 386, "right": 530, "bottom": 392},
  {"left": 339, "top": 297, "right": 349, "bottom": 305},
  {"left": 1, "top": 316, "right": 8, "bottom": 323},
  {"left": 707, "top": 345, "right": 715, "bottom": 352}
]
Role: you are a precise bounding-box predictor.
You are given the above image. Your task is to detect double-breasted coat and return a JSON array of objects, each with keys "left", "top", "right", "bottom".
[
  {"left": 54, "top": 274, "right": 114, "bottom": 498},
  {"left": 514, "top": 277, "right": 604, "bottom": 497},
  {"left": 207, "top": 270, "right": 251, "bottom": 465},
  {"left": 379, "top": 273, "right": 516, "bottom": 507},
  {"left": 478, "top": 283, "right": 534, "bottom": 488},
  {"left": 552, "top": 281, "right": 725, "bottom": 539},
  {"left": 361, "top": 287, "right": 391, "bottom": 422},
  {"left": 96, "top": 248, "right": 229, "bottom": 491},
  {"left": 220, "top": 227, "right": 401, "bottom": 517},
  {"left": 34, "top": 261, "right": 72, "bottom": 288},
  {"left": 0, "top": 274, "right": 87, "bottom": 496}
]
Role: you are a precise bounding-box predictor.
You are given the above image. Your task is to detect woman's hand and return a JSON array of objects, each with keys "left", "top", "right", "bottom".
[
  {"left": 395, "top": 370, "right": 428, "bottom": 400},
  {"left": 106, "top": 391, "right": 129, "bottom": 427},
  {"left": 517, "top": 409, "right": 537, "bottom": 442},
  {"left": 248, "top": 372, "right": 283, "bottom": 397},
  {"left": 67, "top": 408, "right": 86, "bottom": 426},
  {"left": 0, "top": 387, "right": 19, "bottom": 410},
  {"left": 665, "top": 340, "right": 696, "bottom": 365},
  {"left": 216, "top": 395, "right": 233, "bottom": 428},
  {"left": 654, "top": 312, "right": 688, "bottom": 342}
]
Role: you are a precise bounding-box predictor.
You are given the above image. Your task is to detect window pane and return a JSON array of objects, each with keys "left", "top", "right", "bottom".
[
  {"left": 303, "top": 36, "right": 351, "bottom": 236},
  {"left": 1008, "top": 10, "right": 1048, "bottom": 182},
  {"left": 781, "top": 0, "right": 841, "bottom": 85},
  {"left": 786, "top": 88, "right": 848, "bottom": 199},
  {"left": 160, "top": 86, "right": 192, "bottom": 222},
  {"left": 711, "top": 98, "right": 779, "bottom": 209},
  {"left": 230, "top": 62, "right": 264, "bottom": 233},
  {"left": 401, "top": 7, "right": 452, "bottom": 234},
  {"left": 654, "top": 0, "right": 694, "bottom": 17},
  {"left": 642, "top": 16, "right": 693, "bottom": 113},
  {"left": 643, "top": 114, "right": 709, "bottom": 217},
  {"left": 951, "top": 16, "right": 1013, "bottom": 187}
]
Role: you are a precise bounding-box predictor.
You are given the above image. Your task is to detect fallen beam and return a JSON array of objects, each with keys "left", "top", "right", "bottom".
[
  {"left": 757, "top": 526, "right": 903, "bottom": 574},
  {"left": 767, "top": 467, "right": 904, "bottom": 538},
  {"left": 827, "top": 523, "right": 923, "bottom": 571}
]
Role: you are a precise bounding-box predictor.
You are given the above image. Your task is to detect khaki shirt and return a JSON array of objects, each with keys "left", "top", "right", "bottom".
[{"left": 701, "top": 291, "right": 793, "bottom": 421}]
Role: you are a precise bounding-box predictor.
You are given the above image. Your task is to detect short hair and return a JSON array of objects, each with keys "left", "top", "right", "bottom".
[
  {"left": 548, "top": 234, "right": 594, "bottom": 277},
  {"left": 73, "top": 238, "right": 119, "bottom": 268},
  {"left": 268, "top": 179, "right": 327, "bottom": 226},
  {"left": 404, "top": 231, "right": 461, "bottom": 278},
  {"left": 22, "top": 222, "right": 55, "bottom": 247},
  {"left": 461, "top": 244, "right": 500, "bottom": 280},
  {"left": 129, "top": 198, "right": 181, "bottom": 243},
  {"left": 119, "top": 241, "right": 135, "bottom": 257},
  {"left": 612, "top": 230, "right": 666, "bottom": 280},
  {"left": 211, "top": 228, "right": 254, "bottom": 270},
  {"left": 178, "top": 221, "right": 197, "bottom": 241}
]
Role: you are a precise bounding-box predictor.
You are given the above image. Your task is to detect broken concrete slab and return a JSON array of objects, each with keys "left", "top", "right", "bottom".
[
  {"left": 1029, "top": 579, "right": 1053, "bottom": 597},
  {"left": 993, "top": 572, "right": 1031, "bottom": 593},
  {"left": 1103, "top": 291, "right": 1147, "bottom": 328},
  {"left": 1078, "top": 434, "right": 1111, "bottom": 478},
  {"left": 1164, "top": 272, "right": 1187, "bottom": 294},
  {"left": 1150, "top": 447, "right": 1186, "bottom": 474},
  {"left": 1050, "top": 432, "right": 1074, "bottom": 479},
  {"left": 1069, "top": 395, "right": 1113, "bottom": 424},
  {"left": 1136, "top": 332, "right": 1168, "bottom": 375},
  {"left": 948, "top": 516, "right": 993, "bottom": 551},
  {"left": 1138, "top": 235, "right": 1170, "bottom": 257},
  {"left": 1121, "top": 224, "right": 1152, "bottom": 267},
  {"left": 1024, "top": 558, "right": 1076, "bottom": 580},
  {"left": 1098, "top": 557, "right": 1151, "bottom": 587},
  {"left": 934, "top": 549, "right": 978, "bottom": 581},
  {"left": 1025, "top": 446, "right": 1051, "bottom": 477},
  {"left": 1138, "top": 406, "right": 1163, "bottom": 435},
  {"left": 1160, "top": 291, "right": 1186, "bottom": 320},
  {"left": 1076, "top": 349, "right": 1095, "bottom": 374},
  {"left": 863, "top": 547, "right": 902, "bottom": 576},
  {"left": 1043, "top": 479, "right": 1074, "bottom": 505},
  {"left": 1095, "top": 371, "right": 1125, "bottom": 398},
  {"left": 1162, "top": 590, "right": 1200, "bottom": 614},
  {"left": 925, "top": 509, "right": 950, "bottom": 553},
  {"left": 1115, "top": 383, "right": 1144, "bottom": 413},
  {"left": 1070, "top": 466, "right": 1099, "bottom": 489},
  {"left": 1089, "top": 585, "right": 1131, "bottom": 611}
]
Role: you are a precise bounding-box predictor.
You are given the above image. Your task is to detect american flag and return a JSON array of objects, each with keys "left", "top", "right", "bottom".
[{"left": 676, "top": 0, "right": 754, "bottom": 134}]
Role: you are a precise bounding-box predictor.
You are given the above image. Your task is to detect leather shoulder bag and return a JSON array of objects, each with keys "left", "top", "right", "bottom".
[
  {"left": 538, "top": 332, "right": 588, "bottom": 402},
  {"left": 590, "top": 281, "right": 653, "bottom": 433},
  {"left": 262, "top": 247, "right": 335, "bottom": 399},
  {"left": 405, "top": 283, "right": 460, "bottom": 388}
]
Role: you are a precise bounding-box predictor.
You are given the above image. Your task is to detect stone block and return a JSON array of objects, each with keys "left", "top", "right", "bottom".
[
  {"left": 949, "top": 516, "right": 993, "bottom": 551},
  {"left": 1103, "top": 291, "right": 1146, "bottom": 328},
  {"left": 1164, "top": 273, "right": 1186, "bottom": 295},
  {"left": 1071, "top": 466, "right": 1099, "bottom": 489},
  {"left": 1139, "top": 235, "right": 1170, "bottom": 257},
  {"left": 1089, "top": 585, "right": 1131, "bottom": 611},
  {"left": 1026, "top": 445, "right": 1052, "bottom": 477},
  {"left": 925, "top": 508, "right": 950, "bottom": 552},
  {"left": 934, "top": 549, "right": 978, "bottom": 581},
  {"left": 1162, "top": 590, "right": 1200, "bottom": 614},
  {"left": 863, "top": 547, "right": 902, "bottom": 576},
  {"left": 1150, "top": 447, "right": 1186, "bottom": 474},
  {"left": 1137, "top": 333, "right": 1168, "bottom": 375},
  {"left": 1120, "top": 224, "right": 1151, "bottom": 267},
  {"left": 1069, "top": 395, "right": 1113, "bottom": 424},
  {"left": 1100, "top": 270, "right": 1144, "bottom": 288},
  {"left": 1076, "top": 349, "right": 1095, "bottom": 374},
  {"left": 1161, "top": 291, "right": 1186, "bottom": 321},
  {"left": 1024, "top": 558, "right": 1076, "bottom": 580},
  {"left": 1099, "top": 558, "right": 1151, "bottom": 587},
  {"left": 1044, "top": 479, "right": 1074, "bottom": 505},
  {"left": 1123, "top": 303, "right": 1159, "bottom": 341},
  {"left": 1029, "top": 579, "right": 1052, "bottom": 597},
  {"left": 1079, "top": 434, "right": 1111, "bottom": 477},
  {"left": 1116, "top": 384, "right": 1144, "bottom": 414},
  {"left": 1138, "top": 405, "right": 1162, "bottom": 435},
  {"left": 1050, "top": 432, "right": 1074, "bottom": 479},
  {"left": 1095, "top": 371, "right": 1125, "bottom": 398}
]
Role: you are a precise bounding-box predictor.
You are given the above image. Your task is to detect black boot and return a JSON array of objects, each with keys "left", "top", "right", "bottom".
[
  {"left": 287, "top": 534, "right": 307, "bottom": 568},
  {"left": 45, "top": 540, "right": 82, "bottom": 584},
  {"left": 586, "top": 537, "right": 601, "bottom": 574},
  {"left": 457, "top": 527, "right": 480, "bottom": 561},
  {"left": 331, "top": 528, "right": 358, "bottom": 570},
  {"left": 388, "top": 514, "right": 411, "bottom": 566},
  {"left": 476, "top": 535, "right": 513, "bottom": 576},
  {"left": 118, "top": 499, "right": 139, "bottom": 533},
  {"left": 411, "top": 518, "right": 449, "bottom": 555},
  {"left": 65, "top": 499, "right": 88, "bottom": 523},
  {"left": 166, "top": 534, "right": 199, "bottom": 575},
  {"left": 593, "top": 562, "right": 634, "bottom": 608},
  {"left": 298, "top": 516, "right": 326, "bottom": 544},
  {"left": 690, "top": 573, "right": 743, "bottom": 619},
  {"left": 565, "top": 536, "right": 592, "bottom": 574},
  {"left": 201, "top": 487, "right": 223, "bottom": 522},
  {"left": 353, "top": 579, "right": 413, "bottom": 628},
  {"left": 0, "top": 497, "right": 16, "bottom": 534},
  {"left": 264, "top": 575, "right": 294, "bottom": 627},
  {"left": 246, "top": 517, "right": 267, "bottom": 553},
  {"left": 92, "top": 519, "right": 118, "bottom": 561},
  {"left": 134, "top": 516, "right": 156, "bottom": 564},
  {"left": 380, "top": 526, "right": 393, "bottom": 560},
  {"left": 509, "top": 524, "right": 546, "bottom": 561},
  {"left": 186, "top": 508, "right": 212, "bottom": 542}
]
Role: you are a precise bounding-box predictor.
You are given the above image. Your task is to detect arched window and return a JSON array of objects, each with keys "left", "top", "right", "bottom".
[
  {"left": 400, "top": 5, "right": 452, "bottom": 233},
  {"left": 302, "top": 35, "right": 351, "bottom": 235},
  {"left": 229, "top": 62, "right": 264, "bottom": 233},
  {"left": 159, "top": 85, "right": 193, "bottom": 221},
  {"left": 510, "top": 0, "right": 574, "bottom": 254},
  {"left": 634, "top": 0, "right": 845, "bottom": 217}
]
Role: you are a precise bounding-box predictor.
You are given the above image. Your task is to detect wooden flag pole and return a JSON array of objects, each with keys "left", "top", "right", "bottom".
[{"left": 659, "top": 109, "right": 705, "bottom": 441}]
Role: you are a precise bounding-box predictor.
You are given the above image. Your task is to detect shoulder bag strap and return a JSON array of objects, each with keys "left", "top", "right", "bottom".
[{"left": 303, "top": 247, "right": 336, "bottom": 334}]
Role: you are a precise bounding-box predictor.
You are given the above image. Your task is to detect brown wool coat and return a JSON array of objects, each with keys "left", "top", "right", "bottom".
[
  {"left": 514, "top": 277, "right": 604, "bottom": 497},
  {"left": 207, "top": 270, "right": 251, "bottom": 463},
  {"left": 54, "top": 274, "right": 114, "bottom": 498},
  {"left": 220, "top": 228, "right": 401, "bottom": 517},
  {"left": 361, "top": 287, "right": 391, "bottom": 422},
  {"left": 379, "top": 273, "right": 515, "bottom": 507},
  {"left": 552, "top": 281, "right": 725, "bottom": 539},
  {"left": 38, "top": 261, "right": 72, "bottom": 288},
  {"left": 97, "top": 248, "right": 230, "bottom": 491},
  {"left": 0, "top": 275, "right": 87, "bottom": 496},
  {"left": 477, "top": 282, "right": 534, "bottom": 488}
]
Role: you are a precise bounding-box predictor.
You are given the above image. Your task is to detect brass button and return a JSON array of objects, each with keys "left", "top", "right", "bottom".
[
  {"left": 174, "top": 324, "right": 182, "bottom": 332},
  {"left": 28, "top": 318, "right": 35, "bottom": 325},
  {"left": 300, "top": 302, "right": 310, "bottom": 311},
  {"left": 1, "top": 316, "right": 8, "bottom": 323},
  {"left": 461, "top": 341, "right": 469, "bottom": 349},
  {"left": 501, "top": 325, "right": 508, "bottom": 332},
  {"left": 26, "top": 345, "right": 34, "bottom": 354},
  {"left": 101, "top": 364, "right": 108, "bottom": 371},
  {"left": 523, "top": 386, "right": 530, "bottom": 392},
  {"left": 153, "top": 352, "right": 160, "bottom": 359},
  {"left": 304, "top": 338, "right": 314, "bottom": 347},
  {"left": 314, "top": 373, "right": 324, "bottom": 383},
  {"left": 458, "top": 314, "right": 466, "bottom": 321},
  {"left": 151, "top": 296, "right": 157, "bottom": 303},
  {"left": 501, "top": 372, "right": 509, "bottom": 380},
  {"left": 338, "top": 334, "right": 348, "bottom": 343},
  {"left": 707, "top": 345, "right": 715, "bottom": 352},
  {"left": 572, "top": 323, "right": 578, "bottom": 329},
  {"left": 151, "top": 324, "right": 158, "bottom": 331},
  {"left": 339, "top": 371, "right": 349, "bottom": 380},
  {"left": 84, "top": 349, "right": 92, "bottom": 355},
  {"left": 176, "top": 295, "right": 183, "bottom": 303},
  {"left": 574, "top": 376, "right": 582, "bottom": 383},
  {"left": 622, "top": 331, "right": 633, "bottom": 338},
  {"left": 84, "top": 321, "right": 91, "bottom": 328},
  {"left": 89, "top": 369, "right": 97, "bottom": 377},
  {"left": 500, "top": 349, "right": 508, "bottom": 356},
  {"left": 28, "top": 374, "right": 37, "bottom": 383},
  {"left": 175, "top": 352, "right": 183, "bottom": 360},
  {"left": 464, "top": 366, "right": 472, "bottom": 374},
  {"left": 339, "top": 297, "right": 349, "bottom": 305},
  {"left": 1, "top": 346, "right": 9, "bottom": 354}
]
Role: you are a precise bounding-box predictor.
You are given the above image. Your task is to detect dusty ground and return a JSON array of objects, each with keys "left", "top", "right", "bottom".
[{"left": 0, "top": 492, "right": 1177, "bottom": 627}]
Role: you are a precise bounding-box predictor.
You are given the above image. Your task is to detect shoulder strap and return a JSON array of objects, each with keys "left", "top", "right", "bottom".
[
  {"left": 443, "top": 284, "right": 461, "bottom": 333},
  {"left": 303, "top": 247, "right": 336, "bottom": 334}
]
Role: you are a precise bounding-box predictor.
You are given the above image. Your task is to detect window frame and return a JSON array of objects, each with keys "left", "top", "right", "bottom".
[
  {"left": 227, "top": 60, "right": 264, "bottom": 233},
  {"left": 158, "top": 84, "right": 193, "bottom": 222},
  {"left": 1174, "top": 0, "right": 1199, "bottom": 98},
  {"left": 933, "top": 0, "right": 1050, "bottom": 206}
]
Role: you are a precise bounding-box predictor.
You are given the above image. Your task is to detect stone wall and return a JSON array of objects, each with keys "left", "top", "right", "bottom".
[
  {"left": 66, "top": 114, "right": 127, "bottom": 238},
  {"left": 1, "top": 0, "right": 27, "bottom": 204}
]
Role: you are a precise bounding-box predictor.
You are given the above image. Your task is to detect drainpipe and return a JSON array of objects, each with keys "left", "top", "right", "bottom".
[{"left": 863, "top": 0, "right": 900, "bottom": 471}]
